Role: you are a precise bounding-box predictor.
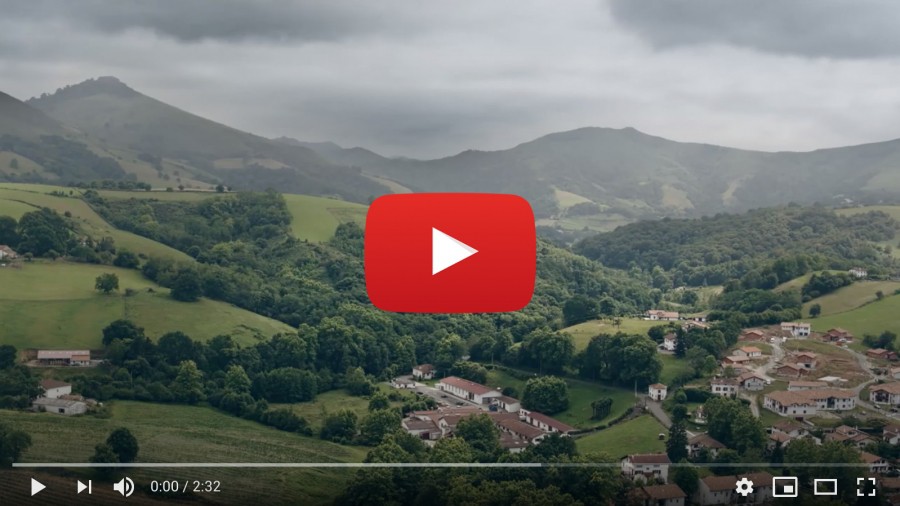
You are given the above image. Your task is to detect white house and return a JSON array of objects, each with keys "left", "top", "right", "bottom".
[
  {"left": 870, "top": 382, "right": 900, "bottom": 405},
  {"left": 412, "top": 364, "right": 435, "bottom": 380},
  {"left": 437, "top": 376, "right": 501, "bottom": 404},
  {"left": 861, "top": 451, "right": 890, "bottom": 474},
  {"left": 631, "top": 484, "right": 686, "bottom": 506},
  {"left": 621, "top": 454, "right": 671, "bottom": 483},
  {"left": 737, "top": 372, "right": 767, "bottom": 392},
  {"left": 391, "top": 378, "right": 416, "bottom": 389},
  {"left": 781, "top": 322, "right": 811, "bottom": 338},
  {"left": 765, "top": 388, "right": 856, "bottom": 417},
  {"left": 39, "top": 379, "right": 72, "bottom": 399},
  {"left": 849, "top": 267, "right": 868, "bottom": 279},
  {"left": 662, "top": 333, "right": 677, "bottom": 352},
  {"left": 787, "top": 381, "right": 828, "bottom": 391},
  {"left": 645, "top": 310, "right": 679, "bottom": 321},
  {"left": 686, "top": 433, "right": 725, "bottom": 459},
  {"left": 490, "top": 395, "right": 521, "bottom": 413},
  {"left": 648, "top": 383, "right": 668, "bottom": 401},
  {"left": 710, "top": 378, "right": 738, "bottom": 396},
  {"left": 734, "top": 346, "right": 763, "bottom": 359},
  {"left": 36, "top": 350, "right": 91, "bottom": 367},
  {"left": 32, "top": 397, "right": 87, "bottom": 415},
  {"left": 519, "top": 409, "right": 576, "bottom": 434}
]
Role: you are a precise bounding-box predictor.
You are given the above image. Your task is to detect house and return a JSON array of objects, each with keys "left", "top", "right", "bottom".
[
  {"left": 788, "top": 380, "right": 828, "bottom": 391},
  {"left": 662, "top": 333, "right": 677, "bottom": 352},
  {"left": 890, "top": 367, "right": 900, "bottom": 380},
  {"left": 722, "top": 355, "right": 751, "bottom": 366},
  {"left": 791, "top": 352, "right": 818, "bottom": 369},
  {"left": 499, "top": 433, "right": 530, "bottom": 453},
  {"left": 774, "top": 363, "right": 807, "bottom": 378},
  {"left": 39, "top": 379, "right": 72, "bottom": 399},
  {"left": 630, "top": 484, "right": 686, "bottom": 506},
  {"left": 693, "top": 406, "right": 707, "bottom": 425},
  {"left": 412, "top": 364, "right": 435, "bottom": 380},
  {"left": 0, "top": 245, "right": 17, "bottom": 260},
  {"left": 686, "top": 433, "right": 725, "bottom": 459},
  {"left": 849, "top": 267, "right": 868, "bottom": 278},
  {"left": 519, "top": 409, "right": 576, "bottom": 435},
  {"left": 883, "top": 424, "right": 900, "bottom": 445},
  {"left": 870, "top": 382, "right": 900, "bottom": 405},
  {"left": 649, "top": 383, "right": 668, "bottom": 401},
  {"left": 401, "top": 417, "right": 441, "bottom": 440},
  {"left": 764, "top": 389, "right": 856, "bottom": 417},
  {"left": 710, "top": 378, "right": 738, "bottom": 396},
  {"left": 437, "top": 376, "right": 501, "bottom": 404},
  {"left": 493, "top": 415, "right": 547, "bottom": 443},
  {"left": 861, "top": 451, "right": 890, "bottom": 474},
  {"left": 682, "top": 321, "right": 709, "bottom": 331},
  {"left": 781, "top": 322, "right": 811, "bottom": 338},
  {"left": 826, "top": 425, "right": 873, "bottom": 449},
  {"left": 646, "top": 310, "right": 679, "bottom": 321},
  {"left": 822, "top": 328, "right": 854, "bottom": 343},
  {"left": 734, "top": 346, "right": 763, "bottom": 359},
  {"left": 32, "top": 397, "right": 87, "bottom": 415},
  {"left": 35, "top": 350, "right": 91, "bottom": 367},
  {"left": 490, "top": 395, "right": 521, "bottom": 413},
  {"left": 693, "top": 476, "right": 736, "bottom": 505},
  {"left": 868, "top": 348, "right": 898, "bottom": 361},
  {"left": 741, "top": 473, "right": 775, "bottom": 504},
  {"left": 739, "top": 329, "right": 767, "bottom": 342},
  {"left": 621, "top": 454, "right": 671, "bottom": 483},
  {"left": 391, "top": 378, "right": 416, "bottom": 389},
  {"left": 737, "top": 372, "right": 767, "bottom": 391}
]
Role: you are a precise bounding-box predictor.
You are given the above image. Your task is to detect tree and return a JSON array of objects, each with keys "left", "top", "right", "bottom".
[
  {"left": 448, "top": 361, "right": 488, "bottom": 384},
  {"left": 591, "top": 398, "right": 613, "bottom": 420},
  {"left": 171, "top": 267, "right": 203, "bottom": 302},
  {"left": 94, "top": 273, "right": 119, "bottom": 294},
  {"left": 359, "top": 409, "right": 401, "bottom": 445},
  {"left": 321, "top": 409, "right": 358, "bottom": 443},
  {"left": 89, "top": 443, "right": 118, "bottom": 478},
  {"left": 215, "top": 184, "right": 225, "bottom": 193},
  {"left": 666, "top": 422, "right": 689, "bottom": 463},
  {"left": 429, "top": 436, "right": 475, "bottom": 463},
  {"left": 0, "top": 422, "right": 31, "bottom": 467},
  {"left": 106, "top": 427, "right": 139, "bottom": 463},
  {"left": 367, "top": 392, "right": 390, "bottom": 411},
  {"left": 522, "top": 376, "right": 569, "bottom": 415},
  {"left": 671, "top": 461, "right": 699, "bottom": 496},
  {"left": 170, "top": 360, "right": 205, "bottom": 404},
  {"left": 809, "top": 303, "right": 822, "bottom": 318},
  {"left": 0, "top": 216, "right": 18, "bottom": 247},
  {"left": 454, "top": 414, "right": 501, "bottom": 462},
  {"left": 102, "top": 319, "right": 145, "bottom": 346},
  {"left": 345, "top": 367, "right": 374, "bottom": 396},
  {"left": 224, "top": 364, "right": 252, "bottom": 394},
  {"left": 0, "top": 345, "right": 16, "bottom": 369},
  {"left": 8, "top": 158, "right": 18, "bottom": 170},
  {"left": 562, "top": 295, "right": 598, "bottom": 326},
  {"left": 671, "top": 404, "right": 688, "bottom": 423},
  {"left": 113, "top": 250, "right": 140, "bottom": 269}
]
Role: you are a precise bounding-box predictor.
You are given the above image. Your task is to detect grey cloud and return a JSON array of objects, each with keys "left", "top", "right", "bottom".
[
  {"left": 609, "top": 0, "right": 900, "bottom": 59},
  {"left": 3, "top": 0, "right": 420, "bottom": 43}
]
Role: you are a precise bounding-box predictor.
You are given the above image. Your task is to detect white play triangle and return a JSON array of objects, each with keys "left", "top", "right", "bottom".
[{"left": 432, "top": 227, "right": 478, "bottom": 275}]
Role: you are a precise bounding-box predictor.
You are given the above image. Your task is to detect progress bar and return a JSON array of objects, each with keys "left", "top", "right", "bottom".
[{"left": 12, "top": 462, "right": 878, "bottom": 468}]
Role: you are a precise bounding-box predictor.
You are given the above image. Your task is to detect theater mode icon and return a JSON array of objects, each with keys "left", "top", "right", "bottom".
[
  {"left": 365, "top": 193, "right": 536, "bottom": 313},
  {"left": 772, "top": 476, "right": 798, "bottom": 498}
]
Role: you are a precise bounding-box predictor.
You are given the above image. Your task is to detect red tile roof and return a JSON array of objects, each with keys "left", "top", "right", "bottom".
[
  {"left": 39, "top": 379, "right": 71, "bottom": 390},
  {"left": 642, "top": 484, "right": 686, "bottom": 500},
  {"left": 629, "top": 453, "right": 672, "bottom": 465},
  {"left": 522, "top": 410, "right": 576, "bottom": 433},
  {"left": 438, "top": 376, "right": 495, "bottom": 395}
]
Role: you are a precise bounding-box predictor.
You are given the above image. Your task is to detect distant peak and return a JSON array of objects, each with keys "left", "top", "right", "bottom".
[{"left": 29, "top": 76, "right": 139, "bottom": 103}]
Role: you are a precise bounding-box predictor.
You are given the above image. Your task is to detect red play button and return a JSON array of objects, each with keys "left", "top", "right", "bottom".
[{"left": 365, "top": 193, "right": 536, "bottom": 313}]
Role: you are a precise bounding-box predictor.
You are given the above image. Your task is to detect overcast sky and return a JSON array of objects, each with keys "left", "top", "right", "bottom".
[{"left": 3, "top": 0, "right": 900, "bottom": 158}]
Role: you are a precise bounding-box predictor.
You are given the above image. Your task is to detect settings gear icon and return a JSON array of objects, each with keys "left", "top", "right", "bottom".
[{"left": 735, "top": 477, "right": 754, "bottom": 497}]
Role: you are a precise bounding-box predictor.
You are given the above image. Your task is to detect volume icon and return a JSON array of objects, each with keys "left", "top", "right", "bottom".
[{"left": 113, "top": 477, "right": 134, "bottom": 497}]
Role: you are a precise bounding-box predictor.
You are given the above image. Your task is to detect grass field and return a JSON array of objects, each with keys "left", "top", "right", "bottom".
[
  {"left": 837, "top": 205, "right": 900, "bottom": 221},
  {"left": 0, "top": 184, "right": 190, "bottom": 262},
  {"left": 812, "top": 294, "right": 900, "bottom": 338},
  {"left": 659, "top": 354, "right": 694, "bottom": 385},
  {"left": 96, "top": 189, "right": 223, "bottom": 201},
  {"left": 277, "top": 385, "right": 416, "bottom": 431},
  {"left": 802, "top": 280, "right": 900, "bottom": 317},
  {"left": 0, "top": 262, "right": 293, "bottom": 349},
  {"left": 773, "top": 270, "right": 841, "bottom": 293},
  {"left": 564, "top": 318, "right": 659, "bottom": 351},
  {"left": 575, "top": 415, "right": 665, "bottom": 458},
  {"left": 485, "top": 368, "right": 637, "bottom": 429},
  {"left": 0, "top": 401, "right": 366, "bottom": 505},
  {"left": 283, "top": 194, "right": 368, "bottom": 242}
]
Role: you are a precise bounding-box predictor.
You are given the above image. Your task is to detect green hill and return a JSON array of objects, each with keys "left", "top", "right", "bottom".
[
  {"left": 1, "top": 400, "right": 365, "bottom": 505},
  {"left": 811, "top": 294, "right": 900, "bottom": 338},
  {"left": 802, "top": 280, "right": 900, "bottom": 317},
  {"left": 0, "top": 262, "right": 294, "bottom": 349},
  {"left": 0, "top": 91, "right": 67, "bottom": 139},
  {"left": 26, "top": 77, "right": 389, "bottom": 203},
  {"left": 283, "top": 194, "right": 368, "bottom": 242},
  {"left": 0, "top": 183, "right": 189, "bottom": 261}
]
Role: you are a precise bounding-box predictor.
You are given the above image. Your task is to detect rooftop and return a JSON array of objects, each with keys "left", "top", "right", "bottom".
[
  {"left": 641, "top": 484, "right": 686, "bottom": 500},
  {"left": 871, "top": 382, "right": 900, "bottom": 395},
  {"left": 438, "top": 376, "right": 495, "bottom": 395},
  {"left": 521, "top": 410, "right": 576, "bottom": 433},
  {"left": 39, "top": 379, "right": 71, "bottom": 390},
  {"left": 628, "top": 453, "right": 672, "bottom": 465}
]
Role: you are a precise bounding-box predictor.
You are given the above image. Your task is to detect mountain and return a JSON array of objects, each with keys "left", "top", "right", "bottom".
[
  {"left": 26, "top": 77, "right": 388, "bottom": 202},
  {"left": 0, "top": 91, "right": 68, "bottom": 139},
  {"left": 300, "top": 126, "right": 900, "bottom": 226}
]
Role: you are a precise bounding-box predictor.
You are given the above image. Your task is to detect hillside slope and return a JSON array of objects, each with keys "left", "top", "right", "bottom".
[
  {"left": 0, "top": 91, "right": 67, "bottom": 139},
  {"left": 26, "top": 77, "right": 389, "bottom": 202}
]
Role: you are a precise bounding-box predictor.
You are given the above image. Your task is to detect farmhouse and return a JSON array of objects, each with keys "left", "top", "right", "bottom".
[
  {"left": 682, "top": 321, "right": 709, "bottom": 331},
  {"left": 36, "top": 349, "right": 91, "bottom": 367},
  {"left": 412, "top": 364, "right": 435, "bottom": 380},
  {"left": 787, "top": 381, "right": 827, "bottom": 391},
  {"left": 646, "top": 310, "right": 679, "bottom": 321},
  {"left": 870, "top": 383, "right": 900, "bottom": 405},
  {"left": 490, "top": 395, "right": 521, "bottom": 413},
  {"left": 519, "top": 409, "right": 576, "bottom": 435},
  {"left": 710, "top": 378, "right": 738, "bottom": 396},
  {"left": 739, "top": 329, "right": 767, "bottom": 342},
  {"left": 39, "top": 379, "right": 72, "bottom": 399},
  {"left": 494, "top": 415, "right": 546, "bottom": 443},
  {"left": 391, "top": 378, "right": 416, "bottom": 389},
  {"left": 781, "top": 322, "right": 811, "bottom": 338},
  {"left": 401, "top": 417, "right": 440, "bottom": 440},
  {"left": 883, "top": 425, "right": 900, "bottom": 445},
  {"left": 825, "top": 425, "right": 873, "bottom": 449},
  {"left": 734, "top": 346, "right": 763, "bottom": 358},
  {"left": 737, "top": 372, "right": 767, "bottom": 391},
  {"left": 621, "top": 453, "right": 671, "bottom": 483},
  {"left": 0, "top": 245, "right": 17, "bottom": 260},
  {"left": 722, "top": 355, "right": 751, "bottom": 366},
  {"left": 774, "top": 363, "right": 807, "bottom": 378},
  {"left": 849, "top": 267, "right": 868, "bottom": 278},
  {"left": 764, "top": 388, "right": 856, "bottom": 417},
  {"left": 891, "top": 367, "right": 900, "bottom": 380},
  {"left": 32, "top": 397, "right": 87, "bottom": 415},
  {"left": 822, "top": 328, "right": 854, "bottom": 343},
  {"left": 436, "top": 376, "right": 501, "bottom": 404},
  {"left": 790, "top": 352, "right": 818, "bottom": 370},
  {"left": 861, "top": 451, "right": 890, "bottom": 474},
  {"left": 867, "top": 348, "right": 898, "bottom": 361},
  {"left": 662, "top": 333, "right": 677, "bottom": 352},
  {"left": 648, "top": 383, "right": 668, "bottom": 401},
  {"left": 630, "top": 484, "right": 686, "bottom": 506},
  {"left": 686, "top": 433, "right": 725, "bottom": 459}
]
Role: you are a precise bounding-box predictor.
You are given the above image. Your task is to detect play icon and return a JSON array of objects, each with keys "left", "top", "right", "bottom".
[
  {"left": 366, "top": 193, "right": 535, "bottom": 313},
  {"left": 31, "top": 478, "right": 46, "bottom": 497}
]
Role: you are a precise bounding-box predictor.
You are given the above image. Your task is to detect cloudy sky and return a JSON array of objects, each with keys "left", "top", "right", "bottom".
[{"left": 2, "top": 0, "right": 900, "bottom": 158}]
